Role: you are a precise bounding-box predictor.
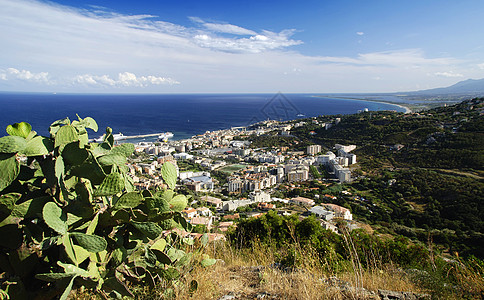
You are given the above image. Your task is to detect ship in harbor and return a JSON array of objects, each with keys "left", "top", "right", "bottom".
[
  {"left": 158, "top": 132, "right": 174, "bottom": 142},
  {"left": 92, "top": 132, "right": 127, "bottom": 143}
]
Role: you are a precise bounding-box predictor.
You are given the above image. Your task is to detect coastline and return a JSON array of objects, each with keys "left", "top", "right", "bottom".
[
  {"left": 310, "top": 95, "right": 412, "bottom": 114},
  {"left": 1, "top": 93, "right": 414, "bottom": 142},
  {"left": 390, "top": 102, "right": 412, "bottom": 113}
]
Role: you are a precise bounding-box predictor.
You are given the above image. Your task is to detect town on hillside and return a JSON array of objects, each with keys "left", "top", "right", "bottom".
[{"left": 125, "top": 117, "right": 370, "bottom": 239}]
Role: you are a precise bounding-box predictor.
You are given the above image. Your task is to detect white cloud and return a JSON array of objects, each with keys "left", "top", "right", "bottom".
[
  {"left": 74, "top": 72, "right": 179, "bottom": 87},
  {"left": 189, "top": 17, "right": 256, "bottom": 35},
  {"left": 478, "top": 63, "right": 484, "bottom": 70},
  {"left": 434, "top": 71, "right": 464, "bottom": 78},
  {"left": 316, "top": 49, "right": 459, "bottom": 67},
  {"left": 356, "top": 32, "right": 364, "bottom": 36},
  {"left": 0, "top": 0, "right": 481, "bottom": 93},
  {"left": 194, "top": 29, "right": 302, "bottom": 53},
  {"left": 0, "top": 68, "right": 50, "bottom": 83}
]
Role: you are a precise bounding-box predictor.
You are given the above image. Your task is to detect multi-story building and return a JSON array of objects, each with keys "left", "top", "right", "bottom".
[
  {"left": 307, "top": 144, "right": 322, "bottom": 155},
  {"left": 227, "top": 172, "right": 277, "bottom": 193},
  {"left": 287, "top": 165, "right": 309, "bottom": 182}
]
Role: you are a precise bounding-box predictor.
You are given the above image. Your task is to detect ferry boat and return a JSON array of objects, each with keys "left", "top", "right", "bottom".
[{"left": 158, "top": 132, "right": 174, "bottom": 142}]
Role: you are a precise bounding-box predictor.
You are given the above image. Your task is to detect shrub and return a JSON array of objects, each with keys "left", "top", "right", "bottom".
[{"left": 0, "top": 116, "right": 214, "bottom": 299}]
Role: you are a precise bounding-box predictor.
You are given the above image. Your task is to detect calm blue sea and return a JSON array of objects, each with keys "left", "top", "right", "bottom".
[{"left": 0, "top": 93, "right": 405, "bottom": 140}]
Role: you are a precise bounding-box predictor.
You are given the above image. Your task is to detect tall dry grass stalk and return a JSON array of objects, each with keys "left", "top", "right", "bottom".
[{"left": 173, "top": 238, "right": 426, "bottom": 300}]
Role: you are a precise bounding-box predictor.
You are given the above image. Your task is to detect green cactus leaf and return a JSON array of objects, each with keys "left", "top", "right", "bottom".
[
  {"left": 43, "top": 202, "right": 68, "bottom": 235},
  {"left": 60, "top": 276, "right": 77, "bottom": 300},
  {"left": 75, "top": 180, "right": 94, "bottom": 204},
  {"left": 0, "top": 136, "right": 27, "bottom": 153},
  {"left": 152, "top": 249, "right": 172, "bottom": 264},
  {"left": 150, "top": 238, "right": 167, "bottom": 252},
  {"left": 91, "top": 249, "right": 108, "bottom": 264},
  {"left": 22, "top": 136, "right": 53, "bottom": 156},
  {"left": 11, "top": 196, "right": 50, "bottom": 218},
  {"left": 62, "top": 142, "right": 88, "bottom": 166},
  {"left": 159, "top": 218, "right": 176, "bottom": 230},
  {"left": 167, "top": 248, "right": 185, "bottom": 262},
  {"left": 54, "top": 125, "right": 79, "bottom": 148},
  {"left": 87, "top": 260, "right": 101, "bottom": 281},
  {"left": 95, "top": 172, "right": 124, "bottom": 196},
  {"left": 67, "top": 213, "right": 82, "bottom": 226},
  {"left": 90, "top": 143, "right": 110, "bottom": 157},
  {"left": 86, "top": 212, "right": 99, "bottom": 235},
  {"left": 102, "top": 276, "right": 134, "bottom": 297},
  {"left": 113, "top": 192, "right": 143, "bottom": 210},
  {"left": 161, "top": 162, "right": 177, "bottom": 189},
  {"left": 0, "top": 193, "right": 20, "bottom": 221},
  {"left": 201, "top": 233, "right": 209, "bottom": 247},
  {"left": 111, "top": 209, "right": 130, "bottom": 224},
  {"left": 58, "top": 262, "right": 90, "bottom": 277},
  {"left": 97, "top": 154, "right": 127, "bottom": 166},
  {"left": 78, "top": 131, "right": 89, "bottom": 149},
  {"left": 73, "top": 115, "right": 98, "bottom": 133},
  {"left": 70, "top": 232, "right": 107, "bottom": 253},
  {"left": 82, "top": 116, "right": 98, "bottom": 132},
  {"left": 131, "top": 221, "right": 162, "bottom": 240},
  {"left": 26, "top": 129, "right": 37, "bottom": 140},
  {"left": 63, "top": 234, "right": 77, "bottom": 264},
  {"left": 110, "top": 143, "right": 135, "bottom": 157},
  {"left": 169, "top": 194, "right": 187, "bottom": 212},
  {"left": 111, "top": 247, "right": 127, "bottom": 267},
  {"left": 124, "top": 173, "right": 134, "bottom": 192},
  {"left": 103, "top": 127, "right": 114, "bottom": 148},
  {"left": 147, "top": 196, "right": 170, "bottom": 215},
  {"left": 73, "top": 245, "right": 90, "bottom": 264},
  {"left": 174, "top": 212, "right": 192, "bottom": 231},
  {"left": 70, "top": 161, "right": 106, "bottom": 185},
  {"left": 6, "top": 122, "right": 32, "bottom": 138},
  {"left": 35, "top": 272, "right": 76, "bottom": 282},
  {"left": 0, "top": 154, "right": 20, "bottom": 192},
  {"left": 155, "top": 189, "right": 174, "bottom": 201},
  {"left": 175, "top": 253, "right": 192, "bottom": 267},
  {"left": 49, "top": 117, "right": 70, "bottom": 136},
  {"left": 64, "top": 175, "right": 78, "bottom": 191},
  {"left": 55, "top": 156, "right": 65, "bottom": 184},
  {"left": 200, "top": 258, "right": 217, "bottom": 267}
]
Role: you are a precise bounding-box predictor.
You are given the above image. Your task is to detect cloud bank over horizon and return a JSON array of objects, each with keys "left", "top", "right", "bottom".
[{"left": 0, "top": 0, "right": 482, "bottom": 93}]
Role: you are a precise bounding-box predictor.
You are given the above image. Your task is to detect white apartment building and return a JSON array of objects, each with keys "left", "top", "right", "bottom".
[{"left": 307, "top": 144, "right": 322, "bottom": 155}]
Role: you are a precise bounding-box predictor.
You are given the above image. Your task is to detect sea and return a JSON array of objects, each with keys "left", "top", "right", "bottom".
[{"left": 0, "top": 93, "right": 406, "bottom": 142}]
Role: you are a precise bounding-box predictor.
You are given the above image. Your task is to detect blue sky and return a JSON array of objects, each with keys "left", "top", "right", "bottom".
[{"left": 1, "top": 0, "right": 483, "bottom": 93}]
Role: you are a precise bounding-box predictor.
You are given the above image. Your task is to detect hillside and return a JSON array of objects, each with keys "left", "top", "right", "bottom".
[
  {"left": 411, "top": 78, "right": 484, "bottom": 95},
  {"left": 1, "top": 99, "right": 482, "bottom": 299},
  {"left": 283, "top": 99, "right": 483, "bottom": 258}
]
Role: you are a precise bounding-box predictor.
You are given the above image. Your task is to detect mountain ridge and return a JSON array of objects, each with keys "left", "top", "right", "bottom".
[{"left": 410, "top": 78, "right": 484, "bottom": 94}]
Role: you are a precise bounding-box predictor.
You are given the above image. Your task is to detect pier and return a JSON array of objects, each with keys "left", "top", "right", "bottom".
[{"left": 123, "top": 133, "right": 165, "bottom": 140}]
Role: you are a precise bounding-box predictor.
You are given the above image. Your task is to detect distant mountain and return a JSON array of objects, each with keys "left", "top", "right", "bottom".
[{"left": 412, "top": 78, "right": 484, "bottom": 95}]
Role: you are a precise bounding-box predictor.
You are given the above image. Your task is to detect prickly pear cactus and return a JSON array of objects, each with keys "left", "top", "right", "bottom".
[{"left": 0, "top": 116, "right": 210, "bottom": 299}]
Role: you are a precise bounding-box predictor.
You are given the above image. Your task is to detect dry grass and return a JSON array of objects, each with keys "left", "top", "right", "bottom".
[
  {"left": 339, "top": 267, "right": 423, "bottom": 294},
  {"left": 173, "top": 241, "right": 425, "bottom": 300},
  {"left": 72, "top": 240, "right": 483, "bottom": 299}
]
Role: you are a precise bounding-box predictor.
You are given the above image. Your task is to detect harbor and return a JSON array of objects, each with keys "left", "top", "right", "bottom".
[
  {"left": 124, "top": 132, "right": 172, "bottom": 140},
  {"left": 93, "top": 132, "right": 174, "bottom": 143}
]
